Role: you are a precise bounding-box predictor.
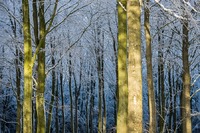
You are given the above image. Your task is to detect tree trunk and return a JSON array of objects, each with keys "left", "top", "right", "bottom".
[
  {"left": 10, "top": 9, "right": 22, "bottom": 132},
  {"left": 97, "top": 55, "right": 103, "bottom": 133},
  {"left": 101, "top": 33, "right": 106, "bottom": 133},
  {"left": 36, "top": 1, "right": 46, "bottom": 132},
  {"left": 117, "top": 0, "right": 128, "bottom": 132},
  {"left": 181, "top": 18, "right": 191, "bottom": 133},
  {"left": 172, "top": 66, "right": 178, "bottom": 132},
  {"left": 16, "top": 49, "right": 22, "bottom": 133},
  {"left": 103, "top": 84, "right": 106, "bottom": 133},
  {"left": 32, "top": 2, "right": 38, "bottom": 132},
  {"left": 89, "top": 71, "right": 95, "bottom": 133},
  {"left": 60, "top": 68, "right": 65, "bottom": 133},
  {"left": 74, "top": 89, "right": 78, "bottom": 133},
  {"left": 127, "top": 0, "right": 143, "bottom": 132},
  {"left": 144, "top": 0, "right": 157, "bottom": 132},
  {"left": 56, "top": 77, "right": 59, "bottom": 133},
  {"left": 158, "top": 30, "right": 165, "bottom": 133},
  {"left": 113, "top": 27, "right": 118, "bottom": 131},
  {"left": 74, "top": 68, "right": 80, "bottom": 133},
  {"left": 86, "top": 83, "right": 89, "bottom": 133},
  {"left": 173, "top": 69, "right": 177, "bottom": 132},
  {"left": 47, "top": 41, "right": 56, "bottom": 133},
  {"left": 108, "top": 18, "right": 118, "bottom": 130},
  {"left": 22, "top": 0, "right": 33, "bottom": 132},
  {"left": 69, "top": 53, "right": 74, "bottom": 133},
  {"left": 166, "top": 67, "right": 172, "bottom": 131},
  {"left": 96, "top": 28, "right": 104, "bottom": 133}
]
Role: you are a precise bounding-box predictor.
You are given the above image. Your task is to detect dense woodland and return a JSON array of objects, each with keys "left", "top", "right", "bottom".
[{"left": 0, "top": 0, "right": 200, "bottom": 133}]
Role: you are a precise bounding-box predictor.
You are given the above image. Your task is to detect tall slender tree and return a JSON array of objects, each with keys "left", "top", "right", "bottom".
[
  {"left": 95, "top": 23, "right": 105, "bottom": 133},
  {"left": 36, "top": 1, "right": 46, "bottom": 132},
  {"left": 69, "top": 53, "right": 74, "bottom": 133},
  {"left": 60, "top": 61, "right": 65, "bottom": 133},
  {"left": 47, "top": 38, "right": 56, "bottom": 133},
  {"left": 144, "top": 0, "right": 156, "bottom": 132},
  {"left": 32, "top": 0, "right": 58, "bottom": 132},
  {"left": 22, "top": 0, "right": 33, "bottom": 132},
  {"left": 181, "top": 14, "right": 191, "bottom": 133},
  {"left": 108, "top": 18, "right": 118, "bottom": 129},
  {"left": 9, "top": 2, "right": 23, "bottom": 131},
  {"left": 89, "top": 67, "right": 95, "bottom": 133},
  {"left": 158, "top": 29, "right": 165, "bottom": 133},
  {"left": 117, "top": 0, "right": 128, "bottom": 132}
]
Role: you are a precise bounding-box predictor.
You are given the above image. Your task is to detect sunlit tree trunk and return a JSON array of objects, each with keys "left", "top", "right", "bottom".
[
  {"left": 117, "top": 0, "right": 128, "bottom": 132},
  {"left": 127, "top": 0, "right": 143, "bottom": 132},
  {"left": 36, "top": 0, "right": 46, "bottom": 132},
  {"left": 181, "top": 18, "right": 191, "bottom": 133},
  {"left": 144, "top": 0, "right": 156, "bottom": 132},
  {"left": 22, "top": 0, "right": 33, "bottom": 132},
  {"left": 31, "top": 0, "right": 58, "bottom": 132}
]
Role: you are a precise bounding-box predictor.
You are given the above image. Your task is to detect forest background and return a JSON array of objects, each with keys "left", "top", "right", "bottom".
[{"left": 0, "top": 0, "right": 200, "bottom": 133}]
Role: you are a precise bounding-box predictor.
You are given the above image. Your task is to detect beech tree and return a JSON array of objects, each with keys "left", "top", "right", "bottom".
[
  {"left": 22, "top": 0, "right": 58, "bottom": 132},
  {"left": 117, "top": 0, "right": 128, "bottom": 132},
  {"left": 117, "top": 0, "right": 143, "bottom": 132},
  {"left": 181, "top": 9, "right": 191, "bottom": 133},
  {"left": 144, "top": 0, "right": 156, "bottom": 132},
  {"left": 22, "top": 0, "right": 33, "bottom": 132},
  {"left": 127, "top": 0, "right": 143, "bottom": 132}
]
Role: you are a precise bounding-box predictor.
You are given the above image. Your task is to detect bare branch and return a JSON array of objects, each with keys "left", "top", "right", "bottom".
[
  {"left": 190, "top": 88, "right": 200, "bottom": 99},
  {"left": 191, "top": 112, "right": 200, "bottom": 117},
  {"left": 31, "top": 0, "right": 59, "bottom": 67},
  {"left": 118, "top": 2, "right": 126, "bottom": 11},
  {"left": 46, "top": 18, "right": 92, "bottom": 75},
  {"left": 0, "top": 3, "right": 22, "bottom": 27},
  {"left": 182, "top": 0, "right": 200, "bottom": 13},
  {"left": 0, "top": 118, "right": 18, "bottom": 124},
  {"left": 47, "top": 2, "right": 92, "bottom": 34},
  {"left": 154, "top": 0, "right": 186, "bottom": 20}
]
